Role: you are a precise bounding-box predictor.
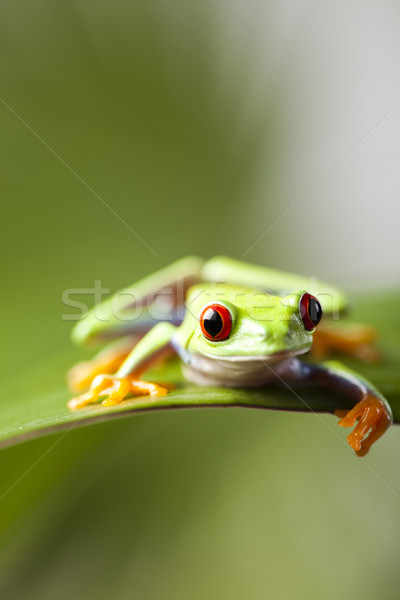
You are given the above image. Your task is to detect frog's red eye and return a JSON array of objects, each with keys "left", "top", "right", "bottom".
[
  {"left": 199, "top": 303, "right": 232, "bottom": 341},
  {"left": 299, "top": 293, "right": 323, "bottom": 331}
]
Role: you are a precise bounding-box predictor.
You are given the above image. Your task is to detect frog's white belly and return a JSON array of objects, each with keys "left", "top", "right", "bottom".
[{"left": 181, "top": 352, "right": 299, "bottom": 387}]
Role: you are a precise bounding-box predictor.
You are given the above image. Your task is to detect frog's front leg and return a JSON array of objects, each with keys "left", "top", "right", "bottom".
[
  {"left": 68, "top": 374, "right": 168, "bottom": 409},
  {"left": 292, "top": 360, "right": 392, "bottom": 456},
  {"left": 68, "top": 337, "right": 136, "bottom": 393},
  {"left": 312, "top": 323, "right": 380, "bottom": 363},
  {"left": 68, "top": 323, "right": 176, "bottom": 410}
]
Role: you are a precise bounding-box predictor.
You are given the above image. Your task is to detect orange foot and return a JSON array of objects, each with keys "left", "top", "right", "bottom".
[
  {"left": 335, "top": 395, "right": 392, "bottom": 456},
  {"left": 68, "top": 374, "right": 168, "bottom": 411},
  {"left": 67, "top": 352, "right": 130, "bottom": 393},
  {"left": 312, "top": 324, "right": 380, "bottom": 363}
]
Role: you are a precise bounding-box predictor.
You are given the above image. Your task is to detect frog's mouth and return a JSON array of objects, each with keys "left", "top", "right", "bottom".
[
  {"left": 199, "top": 346, "right": 308, "bottom": 363},
  {"left": 181, "top": 347, "right": 309, "bottom": 388}
]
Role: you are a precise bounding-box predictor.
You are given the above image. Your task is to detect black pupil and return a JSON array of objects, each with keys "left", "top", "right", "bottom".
[
  {"left": 308, "top": 298, "right": 322, "bottom": 326},
  {"left": 203, "top": 309, "right": 223, "bottom": 338}
]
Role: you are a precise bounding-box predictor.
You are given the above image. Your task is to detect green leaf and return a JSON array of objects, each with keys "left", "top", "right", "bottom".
[{"left": 1, "top": 292, "right": 399, "bottom": 449}]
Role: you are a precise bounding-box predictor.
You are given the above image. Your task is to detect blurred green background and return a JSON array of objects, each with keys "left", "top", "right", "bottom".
[{"left": 1, "top": 1, "right": 400, "bottom": 598}]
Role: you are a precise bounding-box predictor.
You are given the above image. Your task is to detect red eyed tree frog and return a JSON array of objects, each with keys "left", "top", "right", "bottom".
[{"left": 67, "top": 256, "right": 392, "bottom": 456}]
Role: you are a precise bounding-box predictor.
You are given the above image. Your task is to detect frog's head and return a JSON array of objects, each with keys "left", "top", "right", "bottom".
[{"left": 180, "top": 284, "right": 323, "bottom": 363}]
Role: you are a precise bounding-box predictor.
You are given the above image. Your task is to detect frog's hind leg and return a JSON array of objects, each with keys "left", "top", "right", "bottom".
[
  {"left": 291, "top": 359, "right": 392, "bottom": 456},
  {"left": 67, "top": 337, "right": 136, "bottom": 393},
  {"left": 311, "top": 322, "right": 380, "bottom": 363}
]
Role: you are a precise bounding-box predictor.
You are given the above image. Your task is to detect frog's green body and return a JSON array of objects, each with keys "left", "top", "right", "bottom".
[{"left": 68, "top": 256, "right": 392, "bottom": 456}]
